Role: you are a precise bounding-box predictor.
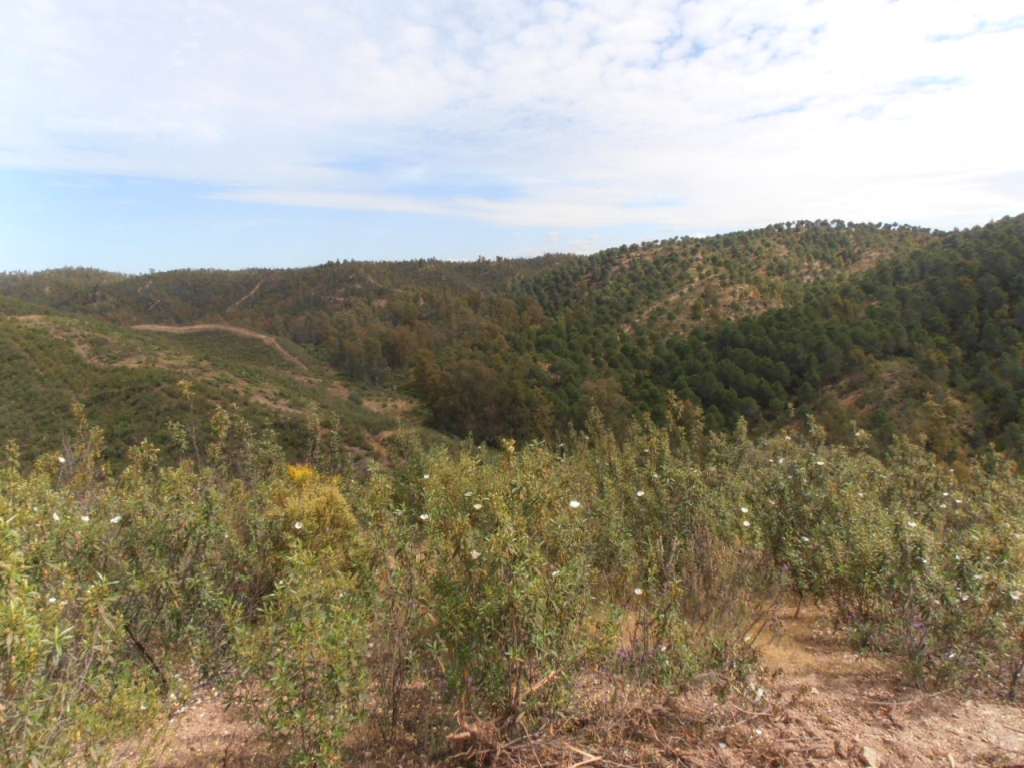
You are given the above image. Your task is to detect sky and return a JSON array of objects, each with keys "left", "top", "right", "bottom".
[{"left": 1, "top": 0, "right": 1023, "bottom": 274}]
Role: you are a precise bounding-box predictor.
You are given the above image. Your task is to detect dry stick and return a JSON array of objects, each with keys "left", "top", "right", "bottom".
[
  {"left": 727, "top": 703, "right": 772, "bottom": 719},
  {"left": 124, "top": 621, "right": 168, "bottom": 692},
  {"left": 566, "top": 744, "right": 602, "bottom": 758},
  {"left": 890, "top": 688, "right": 951, "bottom": 710},
  {"left": 672, "top": 752, "right": 713, "bottom": 768},
  {"left": 787, "top": 742, "right": 835, "bottom": 754},
  {"left": 501, "top": 720, "right": 551, "bottom": 751},
  {"left": 981, "top": 737, "right": 1024, "bottom": 755},
  {"left": 567, "top": 741, "right": 651, "bottom": 768},
  {"left": 525, "top": 729, "right": 544, "bottom": 767},
  {"left": 529, "top": 668, "right": 563, "bottom": 697}
]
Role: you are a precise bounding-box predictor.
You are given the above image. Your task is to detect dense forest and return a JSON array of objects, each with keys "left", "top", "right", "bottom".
[{"left": 2, "top": 215, "right": 1023, "bottom": 461}]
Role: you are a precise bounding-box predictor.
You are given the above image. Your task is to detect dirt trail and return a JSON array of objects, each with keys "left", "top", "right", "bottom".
[
  {"left": 743, "top": 608, "right": 1024, "bottom": 767},
  {"left": 227, "top": 279, "right": 265, "bottom": 312},
  {"left": 131, "top": 608, "right": 1024, "bottom": 768},
  {"left": 131, "top": 324, "right": 307, "bottom": 370}
]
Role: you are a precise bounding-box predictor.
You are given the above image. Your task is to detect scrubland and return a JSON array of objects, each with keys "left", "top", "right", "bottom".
[{"left": 3, "top": 401, "right": 1023, "bottom": 767}]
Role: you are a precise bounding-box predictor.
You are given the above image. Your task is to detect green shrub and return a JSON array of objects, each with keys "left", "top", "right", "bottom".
[
  {"left": 3, "top": 400, "right": 1024, "bottom": 768},
  {"left": 234, "top": 545, "right": 370, "bottom": 763}
]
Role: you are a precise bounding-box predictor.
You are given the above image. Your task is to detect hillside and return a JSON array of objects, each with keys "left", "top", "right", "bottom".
[
  {"left": 4, "top": 219, "right": 1024, "bottom": 767},
  {"left": 0, "top": 312, "right": 400, "bottom": 466},
  {"left": 3, "top": 216, "right": 1023, "bottom": 460}
]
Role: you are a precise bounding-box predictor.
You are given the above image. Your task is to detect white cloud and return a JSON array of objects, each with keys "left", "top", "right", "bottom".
[{"left": 1, "top": 0, "right": 1022, "bottom": 235}]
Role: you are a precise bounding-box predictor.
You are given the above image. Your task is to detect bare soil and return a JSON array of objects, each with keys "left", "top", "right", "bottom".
[{"left": 132, "top": 609, "right": 1024, "bottom": 768}]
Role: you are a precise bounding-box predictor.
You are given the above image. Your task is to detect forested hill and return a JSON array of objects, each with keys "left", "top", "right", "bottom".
[{"left": 3, "top": 216, "right": 1024, "bottom": 460}]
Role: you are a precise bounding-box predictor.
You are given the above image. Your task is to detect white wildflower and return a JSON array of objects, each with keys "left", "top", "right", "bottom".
[
  {"left": 464, "top": 491, "right": 473, "bottom": 497},
  {"left": 569, "top": 500, "right": 581, "bottom": 509},
  {"left": 742, "top": 520, "right": 751, "bottom": 528},
  {"left": 1011, "top": 591, "right": 1022, "bottom": 601},
  {"left": 81, "top": 515, "right": 90, "bottom": 523},
  {"left": 906, "top": 521, "right": 917, "bottom": 528},
  {"left": 740, "top": 506, "right": 749, "bottom": 514},
  {"left": 816, "top": 461, "right": 824, "bottom": 466},
  {"left": 423, "top": 474, "right": 430, "bottom": 479},
  {"left": 48, "top": 597, "right": 57, "bottom": 604},
  {"left": 58, "top": 456, "right": 66, "bottom": 464},
  {"left": 52, "top": 513, "right": 60, "bottom": 521},
  {"left": 551, "top": 569, "right": 561, "bottom": 577},
  {"left": 634, "top": 588, "right": 644, "bottom": 596},
  {"left": 801, "top": 536, "right": 810, "bottom": 543},
  {"left": 473, "top": 503, "right": 483, "bottom": 510},
  {"left": 420, "top": 514, "right": 429, "bottom": 521},
  {"left": 110, "top": 516, "right": 122, "bottom": 524},
  {"left": 470, "top": 550, "right": 481, "bottom": 560},
  {"left": 636, "top": 491, "right": 645, "bottom": 497},
  {"left": 294, "top": 521, "right": 303, "bottom": 530}
]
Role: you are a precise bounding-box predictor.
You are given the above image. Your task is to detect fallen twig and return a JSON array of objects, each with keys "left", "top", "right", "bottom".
[{"left": 565, "top": 742, "right": 603, "bottom": 768}]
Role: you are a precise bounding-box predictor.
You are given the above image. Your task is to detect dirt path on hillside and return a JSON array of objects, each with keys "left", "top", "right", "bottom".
[
  {"left": 122, "top": 608, "right": 1024, "bottom": 768},
  {"left": 131, "top": 324, "right": 308, "bottom": 370}
]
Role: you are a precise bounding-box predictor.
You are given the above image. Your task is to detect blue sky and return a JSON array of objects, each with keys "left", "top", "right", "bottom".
[{"left": 1, "top": 0, "right": 1022, "bottom": 273}]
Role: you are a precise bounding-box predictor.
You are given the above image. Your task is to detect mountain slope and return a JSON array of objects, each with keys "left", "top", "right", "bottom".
[
  {"left": 4, "top": 216, "right": 1023, "bottom": 459},
  {"left": 0, "top": 312, "right": 398, "bottom": 465}
]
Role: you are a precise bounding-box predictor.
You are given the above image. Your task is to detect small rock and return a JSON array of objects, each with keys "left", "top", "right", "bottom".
[
  {"left": 858, "top": 744, "right": 880, "bottom": 767},
  {"left": 834, "top": 739, "right": 847, "bottom": 759}
]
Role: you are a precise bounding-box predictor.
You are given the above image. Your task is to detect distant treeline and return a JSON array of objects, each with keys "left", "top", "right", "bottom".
[{"left": 3, "top": 216, "right": 1023, "bottom": 458}]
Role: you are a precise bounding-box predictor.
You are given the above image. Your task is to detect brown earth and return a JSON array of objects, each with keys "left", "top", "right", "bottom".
[{"left": 125, "top": 607, "right": 1023, "bottom": 768}]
